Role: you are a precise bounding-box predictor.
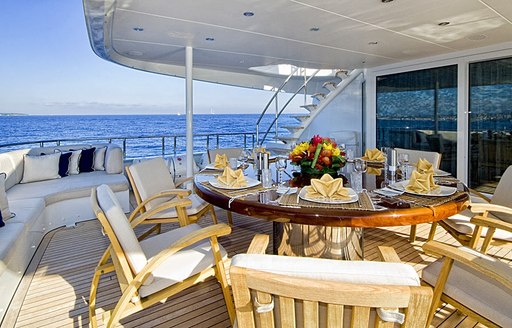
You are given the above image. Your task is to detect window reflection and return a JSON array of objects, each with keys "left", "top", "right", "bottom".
[
  {"left": 469, "top": 57, "right": 512, "bottom": 192},
  {"left": 376, "top": 65, "right": 458, "bottom": 175}
]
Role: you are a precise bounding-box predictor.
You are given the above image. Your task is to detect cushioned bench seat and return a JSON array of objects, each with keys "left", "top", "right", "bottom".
[{"left": 7, "top": 171, "right": 129, "bottom": 205}]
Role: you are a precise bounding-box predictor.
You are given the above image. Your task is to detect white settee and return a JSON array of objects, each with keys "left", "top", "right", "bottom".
[{"left": 0, "top": 144, "right": 130, "bottom": 322}]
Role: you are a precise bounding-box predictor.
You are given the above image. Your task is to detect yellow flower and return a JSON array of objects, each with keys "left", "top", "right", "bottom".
[
  {"left": 292, "top": 142, "right": 309, "bottom": 155},
  {"left": 322, "top": 143, "right": 333, "bottom": 151},
  {"left": 332, "top": 148, "right": 341, "bottom": 156}
]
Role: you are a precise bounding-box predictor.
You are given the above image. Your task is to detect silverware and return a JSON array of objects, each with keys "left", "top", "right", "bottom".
[{"left": 296, "top": 188, "right": 301, "bottom": 204}]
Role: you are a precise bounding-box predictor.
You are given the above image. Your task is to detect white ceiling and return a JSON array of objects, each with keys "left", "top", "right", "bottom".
[{"left": 84, "top": 0, "right": 512, "bottom": 86}]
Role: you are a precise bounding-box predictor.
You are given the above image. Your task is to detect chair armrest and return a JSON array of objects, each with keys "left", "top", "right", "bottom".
[
  {"left": 471, "top": 215, "right": 512, "bottom": 233},
  {"left": 469, "top": 203, "right": 512, "bottom": 216},
  {"left": 377, "top": 246, "right": 401, "bottom": 263},
  {"left": 247, "top": 234, "right": 269, "bottom": 254},
  {"left": 131, "top": 189, "right": 192, "bottom": 217},
  {"left": 175, "top": 176, "right": 194, "bottom": 188},
  {"left": 129, "top": 197, "right": 193, "bottom": 226},
  {"left": 468, "top": 188, "right": 491, "bottom": 203},
  {"left": 422, "top": 241, "right": 512, "bottom": 290}
]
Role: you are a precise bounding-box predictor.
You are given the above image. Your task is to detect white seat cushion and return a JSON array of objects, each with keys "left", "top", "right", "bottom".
[
  {"left": 150, "top": 194, "right": 209, "bottom": 219},
  {"left": 139, "top": 223, "right": 227, "bottom": 297},
  {"left": 443, "top": 208, "right": 512, "bottom": 241},
  {"left": 422, "top": 247, "right": 512, "bottom": 327},
  {"left": 231, "top": 254, "right": 420, "bottom": 286},
  {"left": 8, "top": 171, "right": 129, "bottom": 205},
  {"left": 0, "top": 222, "right": 25, "bottom": 261}
]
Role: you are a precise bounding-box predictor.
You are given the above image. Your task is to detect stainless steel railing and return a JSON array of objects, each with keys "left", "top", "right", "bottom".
[{"left": 0, "top": 132, "right": 256, "bottom": 160}]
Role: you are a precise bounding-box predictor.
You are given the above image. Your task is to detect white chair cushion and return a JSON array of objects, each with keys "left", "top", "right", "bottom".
[
  {"left": 96, "top": 185, "right": 149, "bottom": 280},
  {"left": 20, "top": 153, "right": 61, "bottom": 184},
  {"left": 151, "top": 194, "right": 209, "bottom": 219},
  {"left": 422, "top": 247, "right": 512, "bottom": 327},
  {"left": 138, "top": 223, "right": 227, "bottom": 297},
  {"left": 129, "top": 157, "right": 176, "bottom": 210},
  {"left": 231, "top": 254, "right": 420, "bottom": 286},
  {"left": 443, "top": 208, "right": 512, "bottom": 241}
]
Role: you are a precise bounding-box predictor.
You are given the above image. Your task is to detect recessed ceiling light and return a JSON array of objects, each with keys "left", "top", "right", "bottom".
[
  {"left": 133, "top": 27, "right": 144, "bottom": 32},
  {"left": 205, "top": 37, "right": 215, "bottom": 41},
  {"left": 243, "top": 11, "right": 254, "bottom": 17},
  {"left": 310, "top": 27, "right": 320, "bottom": 32},
  {"left": 381, "top": 0, "right": 393, "bottom": 3},
  {"left": 438, "top": 21, "right": 450, "bottom": 26},
  {"left": 368, "top": 41, "right": 378, "bottom": 45}
]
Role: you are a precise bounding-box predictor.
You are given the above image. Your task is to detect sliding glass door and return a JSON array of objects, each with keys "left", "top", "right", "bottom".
[
  {"left": 469, "top": 57, "right": 512, "bottom": 192},
  {"left": 376, "top": 65, "right": 458, "bottom": 174}
]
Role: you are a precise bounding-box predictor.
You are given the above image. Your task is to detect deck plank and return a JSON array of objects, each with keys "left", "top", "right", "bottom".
[{"left": 4, "top": 209, "right": 511, "bottom": 327}]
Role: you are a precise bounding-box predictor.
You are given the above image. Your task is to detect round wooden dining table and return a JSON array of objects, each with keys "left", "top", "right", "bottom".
[{"left": 194, "top": 166, "right": 469, "bottom": 260}]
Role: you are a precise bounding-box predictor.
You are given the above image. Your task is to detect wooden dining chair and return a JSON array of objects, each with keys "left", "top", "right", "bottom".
[
  {"left": 206, "top": 147, "right": 244, "bottom": 226},
  {"left": 207, "top": 147, "right": 243, "bottom": 163},
  {"left": 395, "top": 148, "right": 442, "bottom": 242},
  {"left": 429, "top": 165, "right": 512, "bottom": 251},
  {"left": 126, "top": 157, "right": 217, "bottom": 236},
  {"left": 89, "top": 184, "right": 235, "bottom": 327},
  {"left": 230, "top": 235, "right": 432, "bottom": 327},
  {"left": 422, "top": 240, "right": 512, "bottom": 327}
]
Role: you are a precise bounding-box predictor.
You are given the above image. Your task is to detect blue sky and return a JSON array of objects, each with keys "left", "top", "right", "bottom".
[{"left": 0, "top": 1, "right": 299, "bottom": 115}]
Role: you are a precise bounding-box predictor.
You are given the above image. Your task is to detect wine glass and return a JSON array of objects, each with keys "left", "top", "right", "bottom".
[
  {"left": 239, "top": 149, "right": 251, "bottom": 172},
  {"left": 275, "top": 156, "right": 288, "bottom": 187},
  {"left": 352, "top": 159, "right": 366, "bottom": 193},
  {"left": 398, "top": 153, "right": 410, "bottom": 180}
]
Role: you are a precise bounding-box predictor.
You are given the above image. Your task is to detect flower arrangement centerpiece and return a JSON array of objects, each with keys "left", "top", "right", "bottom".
[{"left": 289, "top": 135, "right": 346, "bottom": 185}]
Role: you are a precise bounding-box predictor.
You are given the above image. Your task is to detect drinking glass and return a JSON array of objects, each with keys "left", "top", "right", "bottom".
[
  {"left": 353, "top": 158, "right": 367, "bottom": 173},
  {"left": 275, "top": 156, "right": 288, "bottom": 186},
  {"left": 239, "top": 149, "right": 251, "bottom": 172},
  {"left": 398, "top": 153, "right": 410, "bottom": 180}
]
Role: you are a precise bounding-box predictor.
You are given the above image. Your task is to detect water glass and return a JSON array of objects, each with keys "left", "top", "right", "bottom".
[
  {"left": 229, "top": 157, "right": 238, "bottom": 170},
  {"left": 239, "top": 149, "right": 251, "bottom": 172},
  {"left": 275, "top": 156, "right": 288, "bottom": 186},
  {"left": 398, "top": 153, "right": 410, "bottom": 180},
  {"left": 261, "top": 169, "right": 273, "bottom": 188},
  {"left": 353, "top": 158, "right": 367, "bottom": 173}
]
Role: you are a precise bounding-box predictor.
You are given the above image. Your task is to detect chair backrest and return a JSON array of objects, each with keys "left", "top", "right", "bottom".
[
  {"left": 207, "top": 148, "right": 243, "bottom": 163},
  {"left": 395, "top": 148, "right": 441, "bottom": 169},
  {"left": 126, "top": 157, "right": 176, "bottom": 211},
  {"left": 490, "top": 165, "right": 512, "bottom": 223},
  {"left": 230, "top": 254, "right": 432, "bottom": 328},
  {"left": 91, "top": 185, "right": 150, "bottom": 286}
]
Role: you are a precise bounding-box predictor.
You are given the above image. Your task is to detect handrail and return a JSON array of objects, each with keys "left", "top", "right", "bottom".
[
  {"left": 259, "top": 69, "right": 321, "bottom": 145},
  {"left": 0, "top": 132, "right": 256, "bottom": 160},
  {"left": 255, "top": 66, "right": 299, "bottom": 145}
]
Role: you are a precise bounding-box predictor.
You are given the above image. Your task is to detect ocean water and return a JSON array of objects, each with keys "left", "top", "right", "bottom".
[{"left": 0, "top": 114, "right": 298, "bottom": 158}]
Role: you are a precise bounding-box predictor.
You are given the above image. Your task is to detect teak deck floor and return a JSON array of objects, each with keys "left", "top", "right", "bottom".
[{"left": 3, "top": 209, "right": 512, "bottom": 328}]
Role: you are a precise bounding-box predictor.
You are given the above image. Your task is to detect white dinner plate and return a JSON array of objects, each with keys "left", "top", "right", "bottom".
[
  {"left": 299, "top": 187, "right": 358, "bottom": 204},
  {"left": 208, "top": 176, "right": 260, "bottom": 190},
  {"left": 389, "top": 180, "right": 457, "bottom": 197}
]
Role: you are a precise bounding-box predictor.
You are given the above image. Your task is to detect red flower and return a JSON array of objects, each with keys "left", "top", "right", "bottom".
[{"left": 311, "top": 134, "right": 323, "bottom": 146}]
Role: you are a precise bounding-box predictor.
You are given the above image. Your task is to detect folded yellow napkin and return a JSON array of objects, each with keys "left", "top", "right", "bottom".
[
  {"left": 305, "top": 174, "right": 351, "bottom": 200},
  {"left": 367, "top": 167, "right": 382, "bottom": 175},
  {"left": 415, "top": 158, "right": 434, "bottom": 174},
  {"left": 405, "top": 170, "right": 439, "bottom": 194},
  {"left": 362, "top": 148, "right": 385, "bottom": 162},
  {"left": 216, "top": 167, "right": 247, "bottom": 187},
  {"left": 214, "top": 154, "right": 228, "bottom": 169}
]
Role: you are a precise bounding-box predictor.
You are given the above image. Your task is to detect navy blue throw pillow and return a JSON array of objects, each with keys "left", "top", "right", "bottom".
[
  {"left": 58, "top": 152, "right": 72, "bottom": 177},
  {"left": 78, "top": 147, "right": 96, "bottom": 173},
  {"left": 0, "top": 210, "right": 4, "bottom": 228}
]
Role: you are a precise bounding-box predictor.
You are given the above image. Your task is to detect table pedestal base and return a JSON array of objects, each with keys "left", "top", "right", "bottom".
[{"left": 273, "top": 222, "right": 364, "bottom": 260}]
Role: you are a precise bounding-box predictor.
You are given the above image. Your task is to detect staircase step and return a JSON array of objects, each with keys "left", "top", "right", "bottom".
[
  {"left": 312, "top": 93, "right": 326, "bottom": 101},
  {"left": 278, "top": 135, "right": 299, "bottom": 144},
  {"left": 281, "top": 125, "right": 304, "bottom": 133},
  {"left": 291, "top": 114, "right": 311, "bottom": 123},
  {"left": 323, "top": 81, "right": 337, "bottom": 92},
  {"left": 300, "top": 104, "right": 317, "bottom": 112},
  {"left": 335, "top": 69, "right": 349, "bottom": 79}
]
